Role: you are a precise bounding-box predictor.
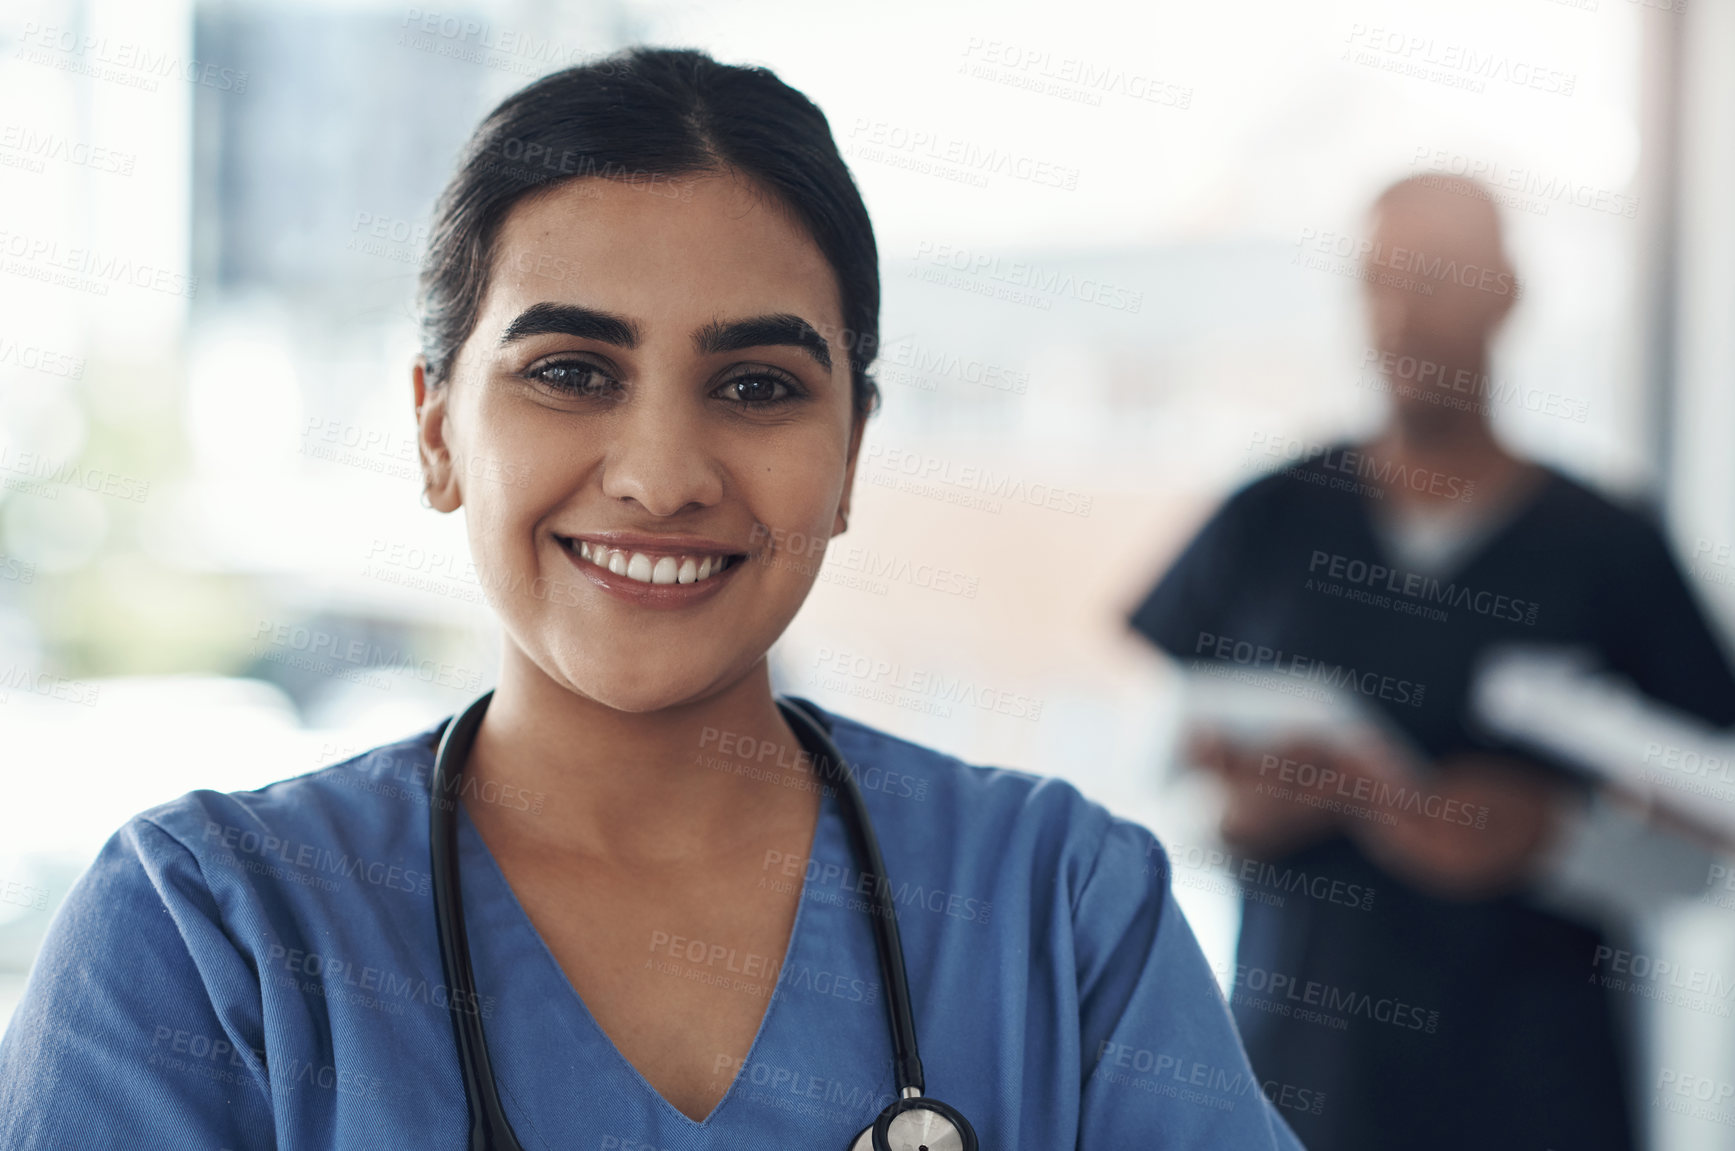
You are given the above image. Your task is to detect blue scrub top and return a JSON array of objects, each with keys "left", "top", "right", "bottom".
[{"left": 0, "top": 702, "right": 1307, "bottom": 1149}]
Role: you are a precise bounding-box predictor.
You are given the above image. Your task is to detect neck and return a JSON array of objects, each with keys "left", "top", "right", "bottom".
[
  {"left": 461, "top": 647, "right": 814, "bottom": 864},
  {"left": 1378, "top": 408, "right": 1499, "bottom": 462},
  {"left": 1370, "top": 345, "right": 1521, "bottom": 502}
]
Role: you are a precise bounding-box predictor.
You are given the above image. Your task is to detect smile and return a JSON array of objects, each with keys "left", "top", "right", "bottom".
[
  {"left": 553, "top": 533, "right": 747, "bottom": 609},
  {"left": 569, "top": 539, "right": 735, "bottom": 585}
]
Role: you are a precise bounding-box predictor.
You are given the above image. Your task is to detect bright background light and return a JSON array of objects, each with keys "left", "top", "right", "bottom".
[{"left": 4, "top": 1, "right": 1729, "bottom": 1147}]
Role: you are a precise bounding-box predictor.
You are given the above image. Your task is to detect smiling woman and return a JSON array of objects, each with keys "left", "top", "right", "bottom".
[
  {"left": 0, "top": 47, "right": 1303, "bottom": 1151},
  {"left": 417, "top": 164, "right": 864, "bottom": 713}
]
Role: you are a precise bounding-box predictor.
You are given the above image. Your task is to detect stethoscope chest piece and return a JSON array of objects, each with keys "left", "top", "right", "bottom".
[{"left": 849, "top": 1095, "right": 978, "bottom": 1151}]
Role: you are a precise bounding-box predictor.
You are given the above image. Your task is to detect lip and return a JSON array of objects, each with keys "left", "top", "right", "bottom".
[{"left": 554, "top": 531, "right": 748, "bottom": 610}]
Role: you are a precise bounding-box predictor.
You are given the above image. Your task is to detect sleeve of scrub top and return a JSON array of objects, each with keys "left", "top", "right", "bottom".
[
  {"left": 1523, "top": 510, "right": 1735, "bottom": 923},
  {"left": 1073, "top": 816, "right": 1306, "bottom": 1149},
  {"left": 1127, "top": 481, "right": 1265, "bottom": 658},
  {"left": 1601, "top": 510, "right": 1735, "bottom": 727},
  {"left": 0, "top": 816, "right": 275, "bottom": 1149}
]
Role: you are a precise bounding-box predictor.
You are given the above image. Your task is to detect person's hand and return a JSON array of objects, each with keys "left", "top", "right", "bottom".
[
  {"left": 1186, "top": 730, "right": 1349, "bottom": 856},
  {"left": 1344, "top": 753, "right": 1567, "bottom": 902}
]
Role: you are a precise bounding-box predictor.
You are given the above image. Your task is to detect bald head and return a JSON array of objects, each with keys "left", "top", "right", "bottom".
[
  {"left": 1362, "top": 174, "right": 1519, "bottom": 435},
  {"left": 1370, "top": 175, "right": 1511, "bottom": 275}
]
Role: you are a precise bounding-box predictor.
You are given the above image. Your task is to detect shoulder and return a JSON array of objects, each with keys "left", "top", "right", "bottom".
[
  {"left": 824, "top": 705, "right": 1093, "bottom": 824},
  {"left": 114, "top": 722, "right": 446, "bottom": 905},
  {"left": 1530, "top": 466, "right": 1663, "bottom": 539},
  {"left": 1218, "top": 463, "right": 1318, "bottom": 520},
  {"left": 819, "top": 705, "right": 1160, "bottom": 907},
  {"left": 1520, "top": 467, "right": 1690, "bottom": 580},
  {"left": 0, "top": 730, "right": 448, "bottom": 1144},
  {"left": 1183, "top": 446, "right": 1359, "bottom": 542}
]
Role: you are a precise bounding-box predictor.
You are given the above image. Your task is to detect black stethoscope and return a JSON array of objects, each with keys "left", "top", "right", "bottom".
[{"left": 429, "top": 690, "right": 980, "bottom": 1151}]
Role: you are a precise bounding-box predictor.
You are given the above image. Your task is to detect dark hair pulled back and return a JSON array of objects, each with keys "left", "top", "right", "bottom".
[{"left": 417, "top": 46, "right": 881, "bottom": 419}]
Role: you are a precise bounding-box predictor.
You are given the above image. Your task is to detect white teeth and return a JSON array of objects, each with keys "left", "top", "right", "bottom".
[{"left": 571, "top": 540, "right": 734, "bottom": 585}]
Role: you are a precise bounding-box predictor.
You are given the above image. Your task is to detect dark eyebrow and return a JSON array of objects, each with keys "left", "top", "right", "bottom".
[
  {"left": 497, "top": 304, "right": 833, "bottom": 373},
  {"left": 694, "top": 314, "right": 832, "bottom": 372},
  {"left": 498, "top": 302, "right": 640, "bottom": 348}
]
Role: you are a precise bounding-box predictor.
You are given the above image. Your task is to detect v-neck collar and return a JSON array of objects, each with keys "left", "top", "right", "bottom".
[
  {"left": 1355, "top": 464, "right": 1559, "bottom": 586},
  {"left": 451, "top": 770, "right": 846, "bottom": 1138}
]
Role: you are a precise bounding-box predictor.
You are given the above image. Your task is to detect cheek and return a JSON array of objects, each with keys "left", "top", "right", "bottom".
[
  {"left": 453, "top": 396, "right": 576, "bottom": 573},
  {"left": 724, "top": 438, "right": 847, "bottom": 587},
  {"left": 458, "top": 388, "right": 551, "bottom": 481},
  {"left": 748, "top": 438, "right": 849, "bottom": 527}
]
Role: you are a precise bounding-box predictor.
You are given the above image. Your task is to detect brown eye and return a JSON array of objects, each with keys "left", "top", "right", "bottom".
[
  {"left": 526, "top": 359, "right": 618, "bottom": 398},
  {"left": 715, "top": 370, "right": 800, "bottom": 406}
]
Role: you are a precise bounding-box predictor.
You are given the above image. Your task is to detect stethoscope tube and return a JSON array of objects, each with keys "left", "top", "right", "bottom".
[
  {"left": 427, "top": 691, "right": 977, "bottom": 1151},
  {"left": 777, "top": 696, "right": 928, "bottom": 1097},
  {"left": 429, "top": 690, "right": 525, "bottom": 1151}
]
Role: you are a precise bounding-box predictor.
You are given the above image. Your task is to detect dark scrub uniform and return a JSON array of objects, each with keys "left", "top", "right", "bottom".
[{"left": 1129, "top": 443, "right": 1735, "bottom": 1151}]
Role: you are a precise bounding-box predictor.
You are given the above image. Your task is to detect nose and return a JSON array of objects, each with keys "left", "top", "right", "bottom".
[{"left": 597, "top": 388, "right": 725, "bottom": 516}]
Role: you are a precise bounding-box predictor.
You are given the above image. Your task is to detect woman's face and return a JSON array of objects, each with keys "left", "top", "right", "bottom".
[{"left": 415, "top": 170, "right": 864, "bottom": 713}]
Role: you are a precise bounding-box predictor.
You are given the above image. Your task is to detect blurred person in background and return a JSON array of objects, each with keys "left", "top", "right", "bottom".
[{"left": 1126, "top": 174, "right": 1735, "bottom": 1150}]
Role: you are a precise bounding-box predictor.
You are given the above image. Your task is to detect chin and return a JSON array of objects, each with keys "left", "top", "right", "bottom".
[{"left": 556, "top": 654, "right": 736, "bottom": 715}]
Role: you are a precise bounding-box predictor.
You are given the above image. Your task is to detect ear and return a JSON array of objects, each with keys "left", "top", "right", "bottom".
[
  {"left": 833, "top": 412, "right": 868, "bottom": 537},
  {"left": 414, "top": 356, "right": 462, "bottom": 513}
]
